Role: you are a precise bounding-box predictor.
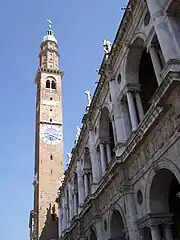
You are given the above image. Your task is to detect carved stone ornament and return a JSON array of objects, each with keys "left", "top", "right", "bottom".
[{"left": 99, "top": 172, "right": 123, "bottom": 211}]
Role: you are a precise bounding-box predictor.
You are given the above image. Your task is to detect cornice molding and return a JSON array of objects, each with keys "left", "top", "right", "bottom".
[{"left": 34, "top": 67, "right": 63, "bottom": 83}]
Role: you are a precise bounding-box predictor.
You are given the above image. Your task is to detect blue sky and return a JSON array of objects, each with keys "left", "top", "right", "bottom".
[{"left": 0, "top": 0, "right": 127, "bottom": 239}]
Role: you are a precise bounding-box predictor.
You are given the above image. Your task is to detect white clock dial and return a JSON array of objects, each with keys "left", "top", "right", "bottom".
[{"left": 40, "top": 124, "right": 62, "bottom": 145}]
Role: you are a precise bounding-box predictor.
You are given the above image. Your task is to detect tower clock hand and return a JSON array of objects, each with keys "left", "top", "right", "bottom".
[{"left": 46, "top": 133, "right": 60, "bottom": 140}]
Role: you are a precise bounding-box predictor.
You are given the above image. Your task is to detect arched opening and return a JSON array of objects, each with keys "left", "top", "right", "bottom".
[
  {"left": 139, "top": 49, "right": 158, "bottom": 113},
  {"left": 109, "top": 119, "right": 115, "bottom": 157},
  {"left": 73, "top": 173, "right": 79, "bottom": 215},
  {"left": 51, "top": 80, "right": 56, "bottom": 90},
  {"left": 110, "top": 210, "right": 125, "bottom": 239},
  {"left": 125, "top": 37, "right": 162, "bottom": 126},
  {"left": 96, "top": 145, "right": 102, "bottom": 177},
  {"left": 90, "top": 229, "right": 97, "bottom": 240},
  {"left": 46, "top": 80, "right": 50, "bottom": 88},
  {"left": 83, "top": 148, "right": 93, "bottom": 197},
  {"left": 66, "top": 190, "right": 70, "bottom": 223},
  {"left": 150, "top": 169, "right": 180, "bottom": 239},
  {"left": 99, "top": 107, "right": 115, "bottom": 166}
]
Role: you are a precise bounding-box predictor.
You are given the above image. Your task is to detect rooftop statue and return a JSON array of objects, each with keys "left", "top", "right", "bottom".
[
  {"left": 103, "top": 40, "right": 112, "bottom": 60},
  {"left": 85, "top": 90, "right": 92, "bottom": 107},
  {"left": 75, "top": 126, "right": 81, "bottom": 144},
  {"left": 67, "top": 152, "right": 72, "bottom": 165}
]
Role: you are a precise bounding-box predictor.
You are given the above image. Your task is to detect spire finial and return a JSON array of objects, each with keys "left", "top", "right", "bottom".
[
  {"left": 47, "top": 19, "right": 53, "bottom": 30},
  {"left": 43, "top": 19, "right": 57, "bottom": 43}
]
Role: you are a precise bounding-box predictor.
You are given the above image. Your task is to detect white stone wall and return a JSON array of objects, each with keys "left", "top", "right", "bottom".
[{"left": 58, "top": 0, "right": 180, "bottom": 239}]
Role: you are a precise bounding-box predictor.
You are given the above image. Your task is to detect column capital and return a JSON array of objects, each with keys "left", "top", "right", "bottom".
[
  {"left": 149, "top": 224, "right": 159, "bottom": 230},
  {"left": 163, "top": 223, "right": 173, "bottom": 229},
  {"left": 73, "top": 189, "right": 78, "bottom": 195},
  {"left": 146, "top": 43, "right": 157, "bottom": 52},
  {"left": 123, "top": 184, "right": 134, "bottom": 194},
  {"left": 122, "top": 83, "right": 141, "bottom": 96},
  {"left": 109, "top": 77, "right": 116, "bottom": 82}
]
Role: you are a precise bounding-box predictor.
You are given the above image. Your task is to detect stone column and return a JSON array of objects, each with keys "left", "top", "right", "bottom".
[
  {"left": 62, "top": 198, "right": 67, "bottom": 231},
  {"left": 65, "top": 204, "right": 69, "bottom": 228},
  {"left": 146, "top": 0, "right": 179, "bottom": 62},
  {"left": 134, "top": 91, "right": 144, "bottom": 122},
  {"left": 73, "top": 191, "right": 78, "bottom": 215},
  {"left": 68, "top": 182, "right": 73, "bottom": 221},
  {"left": 149, "top": 45, "right": 162, "bottom": 85},
  {"left": 84, "top": 173, "right": 89, "bottom": 198},
  {"left": 100, "top": 143, "right": 107, "bottom": 174},
  {"left": 77, "top": 161, "right": 85, "bottom": 213},
  {"left": 124, "top": 186, "right": 140, "bottom": 240},
  {"left": 106, "top": 142, "right": 112, "bottom": 163},
  {"left": 89, "top": 147, "right": 100, "bottom": 183},
  {"left": 58, "top": 210, "right": 62, "bottom": 237},
  {"left": 163, "top": 224, "right": 173, "bottom": 240},
  {"left": 88, "top": 130, "right": 100, "bottom": 184},
  {"left": 109, "top": 78, "right": 126, "bottom": 144},
  {"left": 150, "top": 225, "right": 161, "bottom": 240},
  {"left": 126, "top": 91, "right": 138, "bottom": 131},
  {"left": 139, "top": 229, "right": 144, "bottom": 240}
]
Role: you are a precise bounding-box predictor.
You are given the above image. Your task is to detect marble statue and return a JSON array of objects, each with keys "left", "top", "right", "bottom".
[
  {"left": 85, "top": 90, "right": 92, "bottom": 107},
  {"left": 67, "top": 152, "right": 72, "bottom": 164},
  {"left": 75, "top": 126, "right": 81, "bottom": 144},
  {"left": 103, "top": 40, "right": 112, "bottom": 59}
]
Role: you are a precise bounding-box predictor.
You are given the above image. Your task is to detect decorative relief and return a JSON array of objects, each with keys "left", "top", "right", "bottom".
[
  {"left": 81, "top": 208, "right": 93, "bottom": 229},
  {"left": 99, "top": 172, "right": 123, "bottom": 211},
  {"left": 128, "top": 98, "right": 180, "bottom": 179},
  {"left": 72, "top": 222, "right": 80, "bottom": 238}
]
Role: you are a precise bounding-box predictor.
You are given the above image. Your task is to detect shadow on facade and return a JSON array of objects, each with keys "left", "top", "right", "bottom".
[{"left": 39, "top": 203, "right": 58, "bottom": 240}]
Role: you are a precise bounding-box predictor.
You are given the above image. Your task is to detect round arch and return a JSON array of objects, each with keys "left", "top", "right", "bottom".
[
  {"left": 130, "top": 32, "right": 147, "bottom": 44},
  {"left": 145, "top": 158, "right": 180, "bottom": 214},
  {"left": 88, "top": 225, "right": 97, "bottom": 240},
  {"left": 125, "top": 36, "right": 159, "bottom": 113},
  {"left": 82, "top": 147, "right": 93, "bottom": 195},
  {"left": 107, "top": 203, "right": 127, "bottom": 234}
]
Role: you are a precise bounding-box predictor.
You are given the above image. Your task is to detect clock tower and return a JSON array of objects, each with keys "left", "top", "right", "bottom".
[{"left": 29, "top": 21, "right": 64, "bottom": 240}]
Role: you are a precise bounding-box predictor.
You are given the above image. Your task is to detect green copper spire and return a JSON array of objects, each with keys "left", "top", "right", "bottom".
[{"left": 43, "top": 19, "right": 57, "bottom": 44}]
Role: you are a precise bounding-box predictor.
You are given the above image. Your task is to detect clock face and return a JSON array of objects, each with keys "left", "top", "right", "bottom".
[{"left": 40, "top": 124, "right": 62, "bottom": 145}]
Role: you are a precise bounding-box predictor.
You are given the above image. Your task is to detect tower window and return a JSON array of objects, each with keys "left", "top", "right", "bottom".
[
  {"left": 46, "top": 80, "right": 50, "bottom": 88},
  {"left": 51, "top": 80, "right": 56, "bottom": 90},
  {"left": 50, "top": 119, "right": 52, "bottom": 122},
  {"left": 50, "top": 169, "right": 52, "bottom": 174},
  {"left": 52, "top": 214, "right": 56, "bottom": 221},
  {"left": 50, "top": 97, "right": 52, "bottom": 100},
  {"left": 50, "top": 109, "right": 52, "bottom": 111},
  {"left": 50, "top": 155, "right": 53, "bottom": 160}
]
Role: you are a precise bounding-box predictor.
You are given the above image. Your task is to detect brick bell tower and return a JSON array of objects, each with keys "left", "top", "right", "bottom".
[{"left": 29, "top": 20, "right": 64, "bottom": 240}]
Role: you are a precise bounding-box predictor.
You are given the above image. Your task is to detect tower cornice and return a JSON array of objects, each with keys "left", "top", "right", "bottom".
[{"left": 34, "top": 67, "right": 64, "bottom": 83}]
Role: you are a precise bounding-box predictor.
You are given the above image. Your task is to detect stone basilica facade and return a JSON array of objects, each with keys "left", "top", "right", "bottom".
[{"left": 57, "top": 0, "right": 180, "bottom": 239}]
